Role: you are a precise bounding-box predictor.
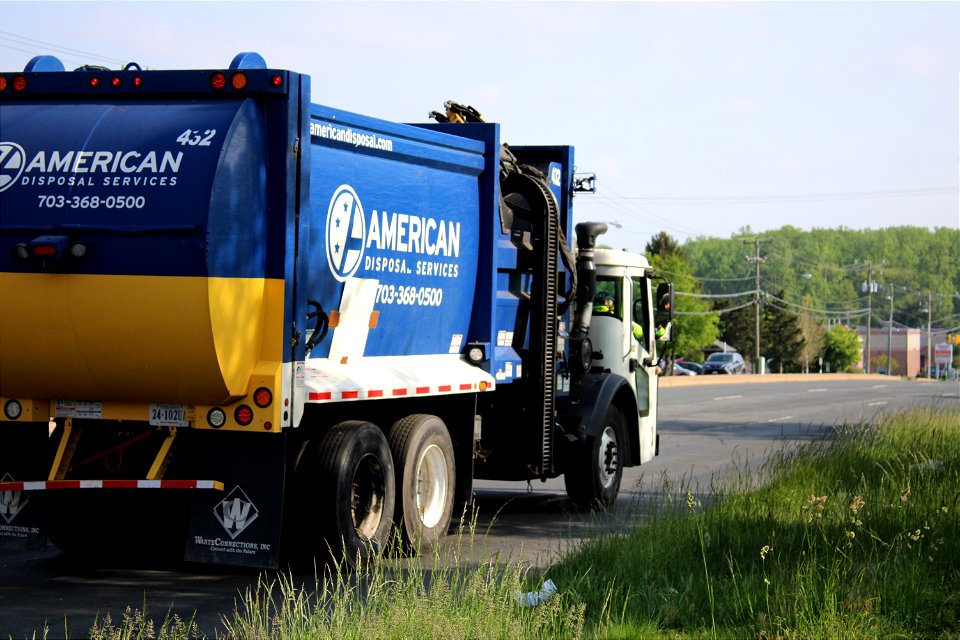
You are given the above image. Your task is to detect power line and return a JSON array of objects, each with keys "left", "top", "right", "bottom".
[
  {"left": 676, "top": 300, "right": 755, "bottom": 316},
  {"left": 764, "top": 292, "right": 868, "bottom": 316},
  {"left": 763, "top": 299, "right": 869, "bottom": 322},
  {"left": 602, "top": 186, "right": 957, "bottom": 205},
  {"left": 592, "top": 184, "right": 707, "bottom": 239},
  {"left": 676, "top": 290, "right": 755, "bottom": 299},
  {"left": 0, "top": 31, "right": 129, "bottom": 68},
  {"left": 664, "top": 270, "right": 755, "bottom": 283}
]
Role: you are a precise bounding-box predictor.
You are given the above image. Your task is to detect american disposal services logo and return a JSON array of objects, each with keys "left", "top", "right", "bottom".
[
  {"left": 0, "top": 143, "right": 26, "bottom": 193},
  {"left": 326, "top": 184, "right": 366, "bottom": 282}
]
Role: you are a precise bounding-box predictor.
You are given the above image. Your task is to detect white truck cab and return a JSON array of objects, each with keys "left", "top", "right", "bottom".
[{"left": 589, "top": 249, "right": 667, "bottom": 464}]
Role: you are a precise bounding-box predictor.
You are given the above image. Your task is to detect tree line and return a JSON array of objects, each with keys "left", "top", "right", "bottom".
[{"left": 646, "top": 226, "right": 960, "bottom": 373}]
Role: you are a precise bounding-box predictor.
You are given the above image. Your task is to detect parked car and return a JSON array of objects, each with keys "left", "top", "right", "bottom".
[
  {"left": 701, "top": 352, "right": 745, "bottom": 374},
  {"left": 677, "top": 360, "right": 702, "bottom": 375},
  {"left": 671, "top": 362, "right": 698, "bottom": 376}
]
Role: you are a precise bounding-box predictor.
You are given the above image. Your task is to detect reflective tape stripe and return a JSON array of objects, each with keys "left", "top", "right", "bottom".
[
  {"left": 0, "top": 480, "right": 225, "bottom": 491},
  {"left": 306, "top": 381, "right": 496, "bottom": 403}
]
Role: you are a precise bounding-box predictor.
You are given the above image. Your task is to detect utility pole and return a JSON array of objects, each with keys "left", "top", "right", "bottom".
[
  {"left": 886, "top": 285, "right": 895, "bottom": 375},
  {"left": 926, "top": 292, "right": 933, "bottom": 378},
  {"left": 860, "top": 262, "right": 878, "bottom": 373},
  {"left": 744, "top": 235, "right": 768, "bottom": 373}
]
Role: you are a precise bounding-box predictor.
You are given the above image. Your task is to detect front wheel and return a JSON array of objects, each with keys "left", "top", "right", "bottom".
[
  {"left": 388, "top": 414, "right": 455, "bottom": 552},
  {"left": 564, "top": 405, "right": 625, "bottom": 511}
]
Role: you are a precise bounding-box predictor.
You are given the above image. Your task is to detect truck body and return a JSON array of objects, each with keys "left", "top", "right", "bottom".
[{"left": 0, "top": 54, "right": 670, "bottom": 568}]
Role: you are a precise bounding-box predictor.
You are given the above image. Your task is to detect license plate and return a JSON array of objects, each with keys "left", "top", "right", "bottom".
[{"left": 149, "top": 404, "right": 188, "bottom": 427}]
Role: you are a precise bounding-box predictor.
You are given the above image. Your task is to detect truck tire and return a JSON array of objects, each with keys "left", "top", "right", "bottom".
[
  {"left": 564, "top": 405, "right": 625, "bottom": 511},
  {"left": 388, "top": 414, "right": 455, "bottom": 552},
  {"left": 306, "top": 421, "right": 395, "bottom": 565}
]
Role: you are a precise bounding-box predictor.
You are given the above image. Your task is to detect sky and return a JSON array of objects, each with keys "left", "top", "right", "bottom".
[{"left": 2, "top": 1, "right": 957, "bottom": 252}]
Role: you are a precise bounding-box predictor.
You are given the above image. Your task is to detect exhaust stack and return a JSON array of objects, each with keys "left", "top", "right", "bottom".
[{"left": 569, "top": 222, "right": 608, "bottom": 379}]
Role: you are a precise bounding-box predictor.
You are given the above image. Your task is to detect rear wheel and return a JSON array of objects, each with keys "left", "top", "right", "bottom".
[
  {"left": 564, "top": 405, "right": 625, "bottom": 511},
  {"left": 388, "top": 414, "right": 455, "bottom": 552},
  {"left": 295, "top": 421, "right": 395, "bottom": 565}
]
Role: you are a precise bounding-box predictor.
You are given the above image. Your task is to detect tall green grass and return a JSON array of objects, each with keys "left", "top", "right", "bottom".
[
  {"left": 544, "top": 406, "right": 960, "bottom": 638},
  {"left": 72, "top": 406, "right": 959, "bottom": 638},
  {"left": 221, "top": 518, "right": 584, "bottom": 640}
]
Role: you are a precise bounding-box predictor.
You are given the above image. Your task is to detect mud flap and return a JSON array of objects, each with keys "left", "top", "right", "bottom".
[
  {"left": 184, "top": 431, "right": 286, "bottom": 569},
  {"left": 0, "top": 423, "right": 50, "bottom": 550}
]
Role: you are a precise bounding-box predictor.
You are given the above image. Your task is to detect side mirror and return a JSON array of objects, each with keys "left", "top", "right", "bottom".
[
  {"left": 655, "top": 282, "right": 673, "bottom": 323},
  {"left": 655, "top": 282, "right": 673, "bottom": 342}
]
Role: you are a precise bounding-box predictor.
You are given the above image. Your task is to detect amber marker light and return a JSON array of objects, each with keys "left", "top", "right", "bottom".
[{"left": 253, "top": 387, "right": 272, "bottom": 408}]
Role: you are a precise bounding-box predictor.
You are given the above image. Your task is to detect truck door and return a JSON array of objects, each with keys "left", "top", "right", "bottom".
[{"left": 630, "top": 273, "right": 659, "bottom": 463}]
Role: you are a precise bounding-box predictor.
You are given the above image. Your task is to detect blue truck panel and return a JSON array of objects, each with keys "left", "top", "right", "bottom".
[
  {"left": 299, "top": 106, "right": 487, "bottom": 359},
  {"left": 0, "top": 99, "right": 272, "bottom": 279}
]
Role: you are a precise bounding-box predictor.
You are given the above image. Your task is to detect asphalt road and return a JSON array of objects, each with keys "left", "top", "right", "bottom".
[{"left": 1, "top": 377, "right": 957, "bottom": 639}]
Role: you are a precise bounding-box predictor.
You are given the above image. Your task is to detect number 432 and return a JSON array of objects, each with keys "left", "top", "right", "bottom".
[{"left": 176, "top": 129, "right": 217, "bottom": 146}]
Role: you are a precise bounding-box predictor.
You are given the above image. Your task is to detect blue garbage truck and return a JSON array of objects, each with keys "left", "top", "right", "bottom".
[{"left": 0, "top": 53, "right": 672, "bottom": 568}]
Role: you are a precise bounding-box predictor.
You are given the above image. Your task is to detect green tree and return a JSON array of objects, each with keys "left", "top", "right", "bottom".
[
  {"left": 821, "top": 325, "right": 862, "bottom": 373},
  {"left": 683, "top": 226, "right": 960, "bottom": 329},
  {"left": 762, "top": 291, "right": 805, "bottom": 372},
  {"left": 871, "top": 353, "right": 899, "bottom": 375},
  {"left": 647, "top": 243, "right": 718, "bottom": 363},
  {"left": 798, "top": 295, "right": 826, "bottom": 373},
  {"left": 646, "top": 231, "right": 684, "bottom": 260},
  {"left": 715, "top": 299, "right": 755, "bottom": 358}
]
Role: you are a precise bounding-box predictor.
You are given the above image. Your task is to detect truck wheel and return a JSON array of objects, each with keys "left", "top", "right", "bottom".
[
  {"left": 388, "top": 414, "right": 455, "bottom": 552},
  {"left": 309, "top": 421, "right": 395, "bottom": 564},
  {"left": 564, "top": 405, "right": 625, "bottom": 511}
]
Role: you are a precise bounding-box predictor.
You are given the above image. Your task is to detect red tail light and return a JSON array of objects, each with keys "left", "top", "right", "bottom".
[
  {"left": 234, "top": 405, "right": 254, "bottom": 426},
  {"left": 210, "top": 72, "right": 227, "bottom": 90}
]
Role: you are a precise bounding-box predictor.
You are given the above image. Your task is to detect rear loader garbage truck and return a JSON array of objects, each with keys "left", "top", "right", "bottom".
[{"left": 0, "top": 53, "right": 672, "bottom": 568}]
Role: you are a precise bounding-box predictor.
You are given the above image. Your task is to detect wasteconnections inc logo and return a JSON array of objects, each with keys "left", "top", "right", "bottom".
[
  {"left": 214, "top": 486, "right": 259, "bottom": 539},
  {"left": 0, "top": 473, "right": 28, "bottom": 524},
  {"left": 326, "top": 184, "right": 366, "bottom": 282},
  {"left": 0, "top": 143, "right": 26, "bottom": 193}
]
